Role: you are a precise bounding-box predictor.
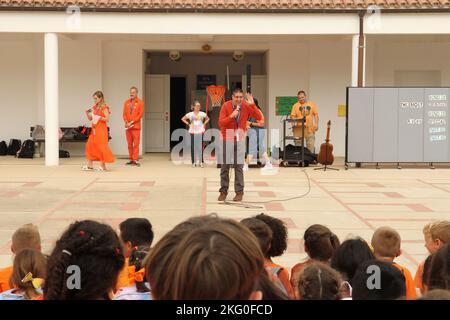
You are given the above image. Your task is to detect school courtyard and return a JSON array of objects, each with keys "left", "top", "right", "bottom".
[{"left": 1, "top": 154, "right": 449, "bottom": 274}]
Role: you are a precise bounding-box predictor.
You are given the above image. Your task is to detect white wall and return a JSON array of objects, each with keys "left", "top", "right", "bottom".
[
  {"left": 102, "top": 41, "right": 144, "bottom": 157},
  {"left": 266, "top": 40, "right": 351, "bottom": 156},
  {"left": 3, "top": 34, "right": 450, "bottom": 158},
  {"left": 366, "top": 37, "right": 450, "bottom": 86},
  {"left": 309, "top": 40, "right": 352, "bottom": 155},
  {"left": 0, "top": 36, "right": 41, "bottom": 143}
]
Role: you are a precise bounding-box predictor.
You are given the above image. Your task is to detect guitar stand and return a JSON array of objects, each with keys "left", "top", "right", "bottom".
[{"left": 314, "top": 165, "right": 339, "bottom": 171}]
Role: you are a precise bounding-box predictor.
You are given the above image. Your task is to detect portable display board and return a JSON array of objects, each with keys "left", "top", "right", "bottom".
[{"left": 346, "top": 87, "right": 449, "bottom": 164}]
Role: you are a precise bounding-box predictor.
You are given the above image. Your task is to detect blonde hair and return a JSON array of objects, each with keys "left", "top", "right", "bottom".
[
  {"left": 423, "top": 220, "right": 450, "bottom": 243},
  {"left": 9, "top": 249, "right": 47, "bottom": 299},
  {"left": 12, "top": 224, "right": 41, "bottom": 252},
  {"left": 371, "top": 227, "right": 401, "bottom": 258},
  {"left": 93, "top": 90, "right": 106, "bottom": 108}
]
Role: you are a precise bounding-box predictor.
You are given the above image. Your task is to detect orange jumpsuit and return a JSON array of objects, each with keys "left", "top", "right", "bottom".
[
  {"left": 85, "top": 104, "right": 115, "bottom": 163},
  {"left": 123, "top": 98, "right": 144, "bottom": 161}
]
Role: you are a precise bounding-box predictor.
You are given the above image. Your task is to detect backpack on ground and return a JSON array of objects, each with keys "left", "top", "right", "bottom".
[
  {"left": 0, "top": 141, "right": 7, "bottom": 156},
  {"left": 7, "top": 139, "right": 21, "bottom": 156},
  {"left": 17, "top": 140, "right": 35, "bottom": 159},
  {"left": 59, "top": 150, "right": 70, "bottom": 158}
]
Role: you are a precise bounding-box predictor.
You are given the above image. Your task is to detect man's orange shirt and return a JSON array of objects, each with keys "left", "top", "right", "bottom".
[
  {"left": 290, "top": 101, "right": 318, "bottom": 134},
  {"left": 123, "top": 98, "right": 144, "bottom": 130},
  {"left": 393, "top": 263, "right": 417, "bottom": 299},
  {"left": 0, "top": 266, "right": 13, "bottom": 292}
]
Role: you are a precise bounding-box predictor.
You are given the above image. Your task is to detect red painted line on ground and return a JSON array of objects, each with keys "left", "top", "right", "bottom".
[
  {"left": 318, "top": 181, "right": 385, "bottom": 187},
  {"left": 332, "top": 191, "right": 404, "bottom": 198},
  {"left": 417, "top": 179, "right": 450, "bottom": 194},
  {"left": 312, "top": 178, "right": 420, "bottom": 266},
  {"left": 0, "top": 191, "right": 21, "bottom": 198},
  {"left": 201, "top": 177, "right": 207, "bottom": 216},
  {"left": 120, "top": 203, "right": 141, "bottom": 211},
  {"left": 131, "top": 191, "right": 149, "bottom": 198},
  {"left": 258, "top": 191, "right": 276, "bottom": 198},
  {"left": 264, "top": 202, "right": 285, "bottom": 211},
  {"left": 22, "top": 182, "right": 42, "bottom": 187},
  {"left": 345, "top": 202, "right": 434, "bottom": 212},
  {"left": 140, "top": 181, "right": 155, "bottom": 187},
  {"left": 35, "top": 178, "right": 100, "bottom": 225},
  {"left": 254, "top": 182, "right": 269, "bottom": 187},
  {"left": 311, "top": 178, "right": 375, "bottom": 229}
]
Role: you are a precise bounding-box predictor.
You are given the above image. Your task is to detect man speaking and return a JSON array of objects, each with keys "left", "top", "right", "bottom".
[{"left": 218, "top": 88, "right": 262, "bottom": 202}]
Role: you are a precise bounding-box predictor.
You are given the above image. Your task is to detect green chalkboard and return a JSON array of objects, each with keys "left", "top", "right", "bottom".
[{"left": 276, "top": 96, "right": 297, "bottom": 116}]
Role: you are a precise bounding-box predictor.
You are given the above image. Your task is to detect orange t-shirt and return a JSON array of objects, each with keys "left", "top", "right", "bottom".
[
  {"left": 414, "top": 261, "right": 427, "bottom": 294},
  {"left": 115, "top": 258, "right": 130, "bottom": 291},
  {"left": 264, "top": 260, "right": 294, "bottom": 299},
  {"left": 394, "top": 263, "right": 417, "bottom": 300},
  {"left": 290, "top": 101, "right": 318, "bottom": 134},
  {"left": 0, "top": 266, "right": 13, "bottom": 293},
  {"left": 290, "top": 259, "right": 315, "bottom": 297}
]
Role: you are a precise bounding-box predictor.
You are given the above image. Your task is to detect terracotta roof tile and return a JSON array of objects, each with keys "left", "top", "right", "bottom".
[{"left": 1, "top": 0, "right": 449, "bottom": 10}]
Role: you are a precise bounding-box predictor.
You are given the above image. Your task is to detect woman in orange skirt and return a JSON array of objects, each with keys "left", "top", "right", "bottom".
[{"left": 82, "top": 91, "right": 115, "bottom": 171}]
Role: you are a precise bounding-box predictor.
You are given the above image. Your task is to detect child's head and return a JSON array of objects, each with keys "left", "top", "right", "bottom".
[
  {"left": 423, "top": 220, "right": 450, "bottom": 254},
  {"left": 254, "top": 213, "right": 288, "bottom": 258},
  {"left": 303, "top": 224, "right": 340, "bottom": 262},
  {"left": 9, "top": 249, "right": 46, "bottom": 299},
  {"left": 44, "top": 220, "right": 125, "bottom": 300},
  {"left": 144, "top": 214, "right": 220, "bottom": 298},
  {"left": 331, "top": 237, "right": 375, "bottom": 283},
  {"left": 128, "top": 245, "right": 150, "bottom": 293},
  {"left": 297, "top": 262, "right": 343, "bottom": 300},
  {"left": 119, "top": 218, "right": 154, "bottom": 258},
  {"left": 241, "top": 218, "right": 273, "bottom": 258},
  {"left": 146, "top": 216, "right": 264, "bottom": 300},
  {"left": 427, "top": 243, "right": 450, "bottom": 291},
  {"left": 11, "top": 223, "right": 41, "bottom": 253},
  {"left": 371, "top": 226, "right": 401, "bottom": 260},
  {"left": 352, "top": 259, "right": 406, "bottom": 300}
]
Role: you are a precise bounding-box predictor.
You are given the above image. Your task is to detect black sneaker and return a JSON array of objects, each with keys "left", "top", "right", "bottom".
[
  {"left": 126, "top": 161, "right": 134, "bottom": 165},
  {"left": 134, "top": 161, "right": 141, "bottom": 167}
]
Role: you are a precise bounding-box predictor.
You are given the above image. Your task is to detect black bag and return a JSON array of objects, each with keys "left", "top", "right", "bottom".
[
  {"left": 0, "top": 141, "right": 7, "bottom": 156},
  {"left": 59, "top": 150, "right": 70, "bottom": 158},
  {"left": 7, "top": 139, "right": 21, "bottom": 156},
  {"left": 17, "top": 140, "right": 35, "bottom": 159},
  {"left": 283, "top": 144, "right": 316, "bottom": 166}
]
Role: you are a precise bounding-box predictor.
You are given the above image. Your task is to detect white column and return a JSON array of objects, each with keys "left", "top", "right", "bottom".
[
  {"left": 351, "top": 34, "right": 366, "bottom": 87},
  {"left": 44, "top": 33, "right": 59, "bottom": 166}
]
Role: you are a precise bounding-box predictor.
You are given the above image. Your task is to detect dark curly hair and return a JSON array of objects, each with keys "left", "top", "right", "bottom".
[
  {"left": 241, "top": 218, "right": 272, "bottom": 257},
  {"left": 129, "top": 245, "right": 150, "bottom": 293},
  {"left": 254, "top": 213, "right": 288, "bottom": 257},
  {"left": 43, "top": 220, "right": 125, "bottom": 300}
]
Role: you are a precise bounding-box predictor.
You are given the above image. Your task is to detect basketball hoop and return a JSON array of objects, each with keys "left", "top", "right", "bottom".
[{"left": 206, "top": 85, "right": 225, "bottom": 113}]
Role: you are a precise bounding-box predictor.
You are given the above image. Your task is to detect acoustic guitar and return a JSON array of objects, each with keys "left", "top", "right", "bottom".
[{"left": 317, "top": 120, "right": 334, "bottom": 166}]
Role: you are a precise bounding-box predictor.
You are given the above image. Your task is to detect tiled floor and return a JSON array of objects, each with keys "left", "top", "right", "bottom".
[{"left": 1, "top": 154, "right": 450, "bottom": 277}]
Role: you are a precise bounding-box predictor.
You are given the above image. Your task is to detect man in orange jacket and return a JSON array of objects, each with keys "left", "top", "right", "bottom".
[{"left": 123, "top": 87, "right": 144, "bottom": 167}]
